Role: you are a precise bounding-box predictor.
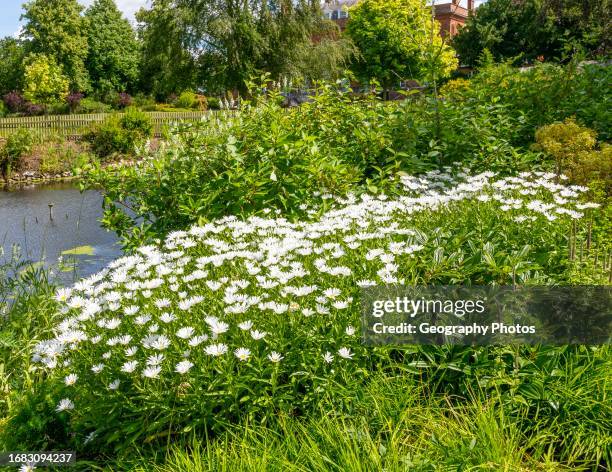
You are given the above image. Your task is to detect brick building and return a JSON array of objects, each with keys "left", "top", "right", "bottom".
[{"left": 322, "top": 0, "right": 474, "bottom": 38}]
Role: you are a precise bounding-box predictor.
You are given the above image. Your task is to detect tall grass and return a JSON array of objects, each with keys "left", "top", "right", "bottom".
[
  {"left": 121, "top": 372, "right": 609, "bottom": 471},
  {"left": 0, "top": 248, "right": 59, "bottom": 437}
]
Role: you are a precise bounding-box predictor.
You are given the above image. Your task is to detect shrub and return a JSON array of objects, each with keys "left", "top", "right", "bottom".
[
  {"left": 0, "top": 128, "right": 34, "bottom": 177},
  {"left": 409, "top": 63, "right": 611, "bottom": 172},
  {"left": 0, "top": 101, "right": 6, "bottom": 117},
  {"left": 84, "top": 117, "right": 128, "bottom": 158},
  {"left": 22, "top": 54, "right": 69, "bottom": 105},
  {"left": 39, "top": 140, "right": 92, "bottom": 174},
  {"left": 140, "top": 103, "right": 158, "bottom": 111},
  {"left": 453, "top": 62, "right": 611, "bottom": 142},
  {"left": 66, "top": 92, "right": 84, "bottom": 113},
  {"left": 152, "top": 103, "right": 172, "bottom": 111},
  {"left": 175, "top": 91, "right": 197, "bottom": 109},
  {"left": 569, "top": 144, "right": 612, "bottom": 196},
  {"left": 84, "top": 108, "right": 153, "bottom": 159},
  {"left": 23, "top": 102, "right": 45, "bottom": 116},
  {"left": 3, "top": 91, "right": 24, "bottom": 113},
  {"left": 439, "top": 77, "right": 470, "bottom": 97},
  {"left": 47, "top": 102, "right": 69, "bottom": 115},
  {"left": 534, "top": 118, "right": 598, "bottom": 177},
  {"left": 132, "top": 94, "right": 156, "bottom": 109},
  {"left": 207, "top": 97, "right": 220, "bottom": 110},
  {"left": 117, "top": 92, "right": 132, "bottom": 109},
  {"left": 77, "top": 97, "right": 111, "bottom": 114},
  {"left": 534, "top": 119, "right": 612, "bottom": 198},
  {"left": 119, "top": 107, "right": 154, "bottom": 136},
  {"left": 194, "top": 94, "right": 207, "bottom": 110},
  {"left": 84, "top": 82, "right": 423, "bottom": 243}
]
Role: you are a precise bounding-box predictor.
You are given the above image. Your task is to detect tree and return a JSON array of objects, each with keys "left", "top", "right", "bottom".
[
  {"left": 21, "top": 0, "right": 90, "bottom": 92},
  {"left": 293, "top": 37, "right": 358, "bottom": 82},
  {"left": 453, "top": 0, "right": 610, "bottom": 67},
  {"left": 136, "top": 0, "right": 200, "bottom": 99},
  {"left": 345, "top": 0, "right": 458, "bottom": 93},
  {"left": 23, "top": 54, "right": 69, "bottom": 105},
  {"left": 0, "top": 37, "right": 26, "bottom": 95},
  {"left": 139, "top": 0, "right": 333, "bottom": 96},
  {"left": 85, "top": 0, "right": 141, "bottom": 96}
]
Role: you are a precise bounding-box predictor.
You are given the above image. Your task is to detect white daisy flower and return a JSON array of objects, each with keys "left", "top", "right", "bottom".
[
  {"left": 175, "top": 360, "right": 194, "bottom": 374},
  {"left": 64, "top": 374, "right": 78, "bottom": 386},
  {"left": 234, "top": 347, "right": 251, "bottom": 361},
  {"left": 159, "top": 312, "right": 176, "bottom": 323},
  {"left": 250, "top": 330, "right": 267, "bottom": 340},
  {"left": 205, "top": 343, "right": 228, "bottom": 357},
  {"left": 56, "top": 398, "right": 74, "bottom": 412},
  {"left": 91, "top": 363, "right": 105, "bottom": 374},
  {"left": 142, "top": 365, "right": 161, "bottom": 378},
  {"left": 267, "top": 352, "right": 283, "bottom": 363},
  {"left": 188, "top": 335, "right": 208, "bottom": 347},
  {"left": 238, "top": 320, "right": 253, "bottom": 330},
  {"left": 176, "top": 327, "right": 195, "bottom": 339},
  {"left": 121, "top": 361, "right": 139, "bottom": 373},
  {"left": 338, "top": 347, "right": 353, "bottom": 359},
  {"left": 125, "top": 346, "right": 138, "bottom": 356},
  {"left": 147, "top": 353, "right": 165, "bottom": 365}
]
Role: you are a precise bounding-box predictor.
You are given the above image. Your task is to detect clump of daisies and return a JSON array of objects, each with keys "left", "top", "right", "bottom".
[{"left": 33, "top": 168, "right": 598, "bottom": 445}]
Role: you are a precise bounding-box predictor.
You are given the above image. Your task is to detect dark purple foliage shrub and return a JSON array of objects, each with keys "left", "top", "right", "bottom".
[
  {"left": 3, "top": 91, "right": 25, "bottom": 113},
  {"left": 117, "top": 92, "right": 132, "bottom": 108},
  {"left": 66, "top": 92, "right": 84, "bottom": 112},
  {"left": 24, "top": 102, "right": 45, "bottom": 116}
]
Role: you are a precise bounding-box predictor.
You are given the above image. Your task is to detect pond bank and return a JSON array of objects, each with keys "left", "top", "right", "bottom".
[{"left": 1, "top": 171, "right": 77, "bottom": 187}]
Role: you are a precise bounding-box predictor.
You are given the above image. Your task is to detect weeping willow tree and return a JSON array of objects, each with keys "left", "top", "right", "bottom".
[
  {"left": 136, "top": 0, "right": 201, "bottom": 100},
  {"left": 138, "top": 0, "right": 354, "bottom": 96}
]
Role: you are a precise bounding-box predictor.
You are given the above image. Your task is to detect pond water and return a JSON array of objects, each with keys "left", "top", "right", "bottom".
[{"left": 0, "top": 181, "right": 122, "bottom": 283}]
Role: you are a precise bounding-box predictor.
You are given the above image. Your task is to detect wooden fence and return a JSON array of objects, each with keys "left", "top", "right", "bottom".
[{"left": 0, "top": 111, "right": 215, "bottom": 139}]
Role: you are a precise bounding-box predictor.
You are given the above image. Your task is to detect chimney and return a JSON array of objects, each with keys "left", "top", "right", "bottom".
[{"left": 467, "top": 0, "right": 474, "bottom": 11}]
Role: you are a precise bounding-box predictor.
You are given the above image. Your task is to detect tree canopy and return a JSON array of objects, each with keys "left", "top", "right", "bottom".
[
  {"left": 21, "top": 0, "right": 90, "bottom": 92},
  {"left": 85, "top": 0, "right": 141, "bottom": 96},
  {"left": 345, "top": 0, "right": 458, "bottom": 90},
  {"left": 138, "top": 0, "right": 337, "bottom": 96},
  {"left": 0, "top": 38, "right": 26, "bottom": 95},
  {"left": 22, "top": 53, "right": 70, "bottom": 104},
  {"left": 453, "top": 0, "right": 610, "bottom": 67},
  {"left": 136, "top": 0, "right": 201, "bottom": 99}
]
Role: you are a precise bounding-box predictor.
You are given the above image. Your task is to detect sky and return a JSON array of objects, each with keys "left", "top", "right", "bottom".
[{"left": 0, "top": 0, "right": 149, "bottom": 38}]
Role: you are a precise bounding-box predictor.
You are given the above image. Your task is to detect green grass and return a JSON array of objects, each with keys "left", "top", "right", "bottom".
[
  {"left": 118, "top": 374, "right": 592, "bottom": 472},
  {"left": 105, "top": 345, "right": 610, "bottom": 472},
  {"left": 0, "top": 259, "right": 57, "bottom": 423}
]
